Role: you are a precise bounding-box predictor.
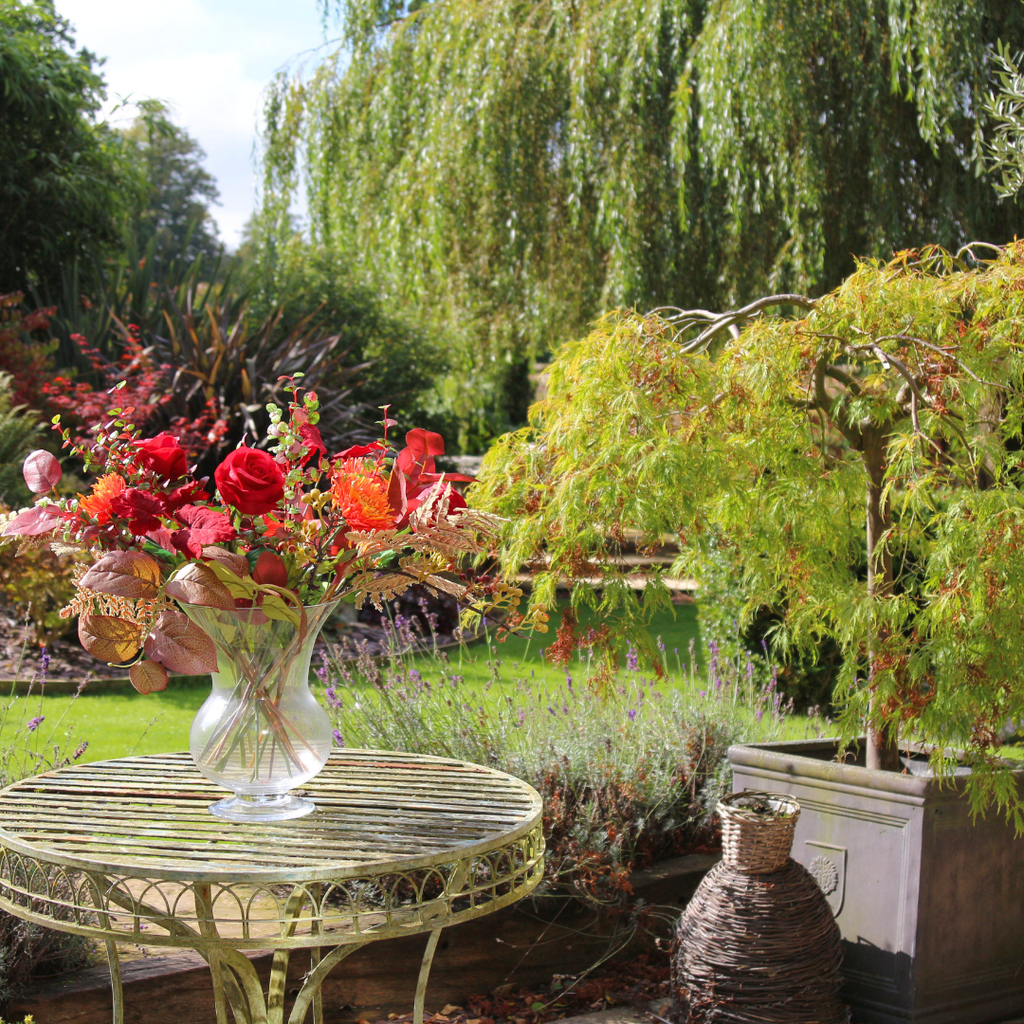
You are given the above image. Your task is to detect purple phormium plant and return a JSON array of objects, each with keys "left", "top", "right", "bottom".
[{"left": 26, "top": 716, "right": 44, "bottom": 732}]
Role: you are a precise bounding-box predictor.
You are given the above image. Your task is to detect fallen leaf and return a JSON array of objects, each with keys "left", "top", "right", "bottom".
[{"left": 441, "top": 1008, "right": 462, "bottom": 1016}]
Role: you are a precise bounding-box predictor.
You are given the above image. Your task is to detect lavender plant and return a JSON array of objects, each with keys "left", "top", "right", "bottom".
[
  {"left": 321, "top": 619, "right": 794, "bottom": 913},
  {"left": 0, "top": 646, "right": 92, "bottom": 1011}
]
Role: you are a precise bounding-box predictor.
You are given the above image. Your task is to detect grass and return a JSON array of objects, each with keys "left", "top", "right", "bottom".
[
  {"left": 0, "top": 602, "right": 833, "bottom": 764},
  {"left": 0, "top": 677, "right": 209, "bottom": 765}
]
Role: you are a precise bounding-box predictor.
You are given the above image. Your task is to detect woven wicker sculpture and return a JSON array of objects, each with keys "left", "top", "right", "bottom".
[{"left": 673, "top": 790, "right": 849, "bottom": 1024}]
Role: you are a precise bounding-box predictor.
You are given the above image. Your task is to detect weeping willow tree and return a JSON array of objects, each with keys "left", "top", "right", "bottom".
[
  {"left": 472, "top": 242, "right": 1024, "bottom": 814},
  {"left": 260, "top": 0, "right": 1022, "bottom": 444}
]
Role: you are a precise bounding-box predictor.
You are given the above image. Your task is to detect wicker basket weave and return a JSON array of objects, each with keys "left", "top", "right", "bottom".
[{"left": 718, "top": 790, "right": 800, "bottom": 874}]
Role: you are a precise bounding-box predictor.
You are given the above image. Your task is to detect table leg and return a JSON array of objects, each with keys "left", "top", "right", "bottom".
[
  {"left": 286, "top": 942, "right": 366, "bottom": 1024},
  {"left": 195, "top": 881, "right": 267, "bottom": 1024},
  {"left": 84, "top": 874, "right": 124, "bottom": 1024},
  {"left": 413, "top": 928, "right": 442, "bottom": 1024},
  {"left": 310, "top": 883, "right": 323, "bottom": 1024},
  {"left": 100, "top": 937, "right": 124, "bottom": 1024}
]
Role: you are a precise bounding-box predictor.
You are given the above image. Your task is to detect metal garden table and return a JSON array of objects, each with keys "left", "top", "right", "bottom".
[{"left": 0, "top": 750, "right": 545, "bottom": 1024}]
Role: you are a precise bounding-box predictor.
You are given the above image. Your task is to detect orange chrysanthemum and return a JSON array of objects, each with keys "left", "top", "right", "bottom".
[
  {"left": 78, "top": 474, "right": 126, "bottom": 524},
  {"left": 330, "top": 462, "right": 395, "bottom": 532}
]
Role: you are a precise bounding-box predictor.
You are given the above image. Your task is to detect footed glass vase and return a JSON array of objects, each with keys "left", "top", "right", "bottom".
[{"left": 182, "top": 600, "right": 337, "bottom": 822}]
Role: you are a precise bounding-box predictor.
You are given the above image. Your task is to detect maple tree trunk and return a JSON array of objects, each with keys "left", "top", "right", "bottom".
[{"left": 864, "top": 434, "right": 899, "bottom": 772}]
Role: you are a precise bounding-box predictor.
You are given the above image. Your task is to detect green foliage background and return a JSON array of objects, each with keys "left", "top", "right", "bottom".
[
  {"left": 0, "top": 1, "right": 143, "bottom": 297},
  {"left": 260, "top": 0, "right": 1023, "bottom": 448}
]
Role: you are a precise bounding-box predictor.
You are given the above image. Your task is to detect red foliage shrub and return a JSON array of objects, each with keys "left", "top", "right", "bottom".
[
  {"left": 41, "top": 325, "right": 228, "bottom": 464},
  {"left": 0, "top": 293, "right": 57, "bottom": 409}
]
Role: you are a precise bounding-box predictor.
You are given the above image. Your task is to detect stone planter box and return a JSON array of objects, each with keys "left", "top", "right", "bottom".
[{"left": 728, "top": 738, "right": 1024, "bottom": 1024}]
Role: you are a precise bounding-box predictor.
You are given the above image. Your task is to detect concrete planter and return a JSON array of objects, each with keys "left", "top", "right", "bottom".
[{"left": 728, "top": 738, "right": 1024, "bottom": 1024}]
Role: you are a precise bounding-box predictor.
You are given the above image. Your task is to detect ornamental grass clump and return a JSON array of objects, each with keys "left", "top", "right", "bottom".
[{"left": 323, "top": 625, "right": 790, "bottom": 915}]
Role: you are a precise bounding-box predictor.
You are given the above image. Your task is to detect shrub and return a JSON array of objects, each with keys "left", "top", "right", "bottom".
[
  {"left": 0, "top": 375, "right": 42, "bottom": 510},
  {"left": 322, "top": 623, "right": 790, "bottom": 914},
  {"left": 242, "top": 239, "right": 450, "bottom": 438},
  {"left": 696, "top": 539, "right": 843, "bottom": 714},
  {"left": 42, "top": 292, "right": 371, "bottom": 478},
  {"left": 0, "top": 517, "right": 79, "bottom": 646},
  {"left": 0, "top": 297, "right": 57, "bottom": 411}
]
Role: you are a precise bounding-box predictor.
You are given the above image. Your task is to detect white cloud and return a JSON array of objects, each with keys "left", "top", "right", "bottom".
[{"left": 56, "top": 0, "right": 333, "bottom": 247}]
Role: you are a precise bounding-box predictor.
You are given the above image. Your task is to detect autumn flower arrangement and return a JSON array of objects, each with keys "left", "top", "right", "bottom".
[{"left": 2, "top": 383, "right": 517, "bottom": 694}]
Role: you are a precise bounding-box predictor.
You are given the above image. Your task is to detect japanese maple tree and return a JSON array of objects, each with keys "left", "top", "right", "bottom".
[{"left": 475, "top": 243, "right": 1024, "bottom": 818}]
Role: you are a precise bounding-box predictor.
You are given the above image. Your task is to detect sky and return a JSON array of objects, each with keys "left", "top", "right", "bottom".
[{"left": 57, "top": 0, "right": 338, "bottom": 249}]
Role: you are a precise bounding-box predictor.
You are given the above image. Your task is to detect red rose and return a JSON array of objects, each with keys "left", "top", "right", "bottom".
[
  {"left": 135, "top": 432, "right": 188, "bottom": 481},
  {"left": 214, "top": 447, "right": 285, "bottom": 515}
]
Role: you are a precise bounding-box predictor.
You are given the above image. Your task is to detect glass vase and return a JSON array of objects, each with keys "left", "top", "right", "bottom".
[{"left": 182, "top": 600, "right": 337, "bottom": 822}]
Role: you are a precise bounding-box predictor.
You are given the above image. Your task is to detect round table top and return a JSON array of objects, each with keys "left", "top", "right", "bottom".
[{"left": 0, "top": 749, "right": 543, "bottom": 883}]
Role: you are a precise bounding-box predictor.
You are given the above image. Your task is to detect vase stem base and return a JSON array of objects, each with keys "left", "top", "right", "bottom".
[{"left": 208, "top": 792, "right": 316, "bottom": 822}]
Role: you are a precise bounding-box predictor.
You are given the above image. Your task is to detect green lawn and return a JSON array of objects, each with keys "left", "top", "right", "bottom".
[
  {"left": 0, "top": 602, "right": 828, "bottom": 766},
  {"left": 0, "top": 677, "right": 210, "bottom": 767}
]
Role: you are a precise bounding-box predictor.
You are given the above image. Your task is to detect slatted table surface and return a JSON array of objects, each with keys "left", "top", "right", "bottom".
[
  {"left": 0, "top": 750, "right": 545, "bottom": 954},
  {"left": 0, "top": 750, "right": 543, "bottom": 882}
]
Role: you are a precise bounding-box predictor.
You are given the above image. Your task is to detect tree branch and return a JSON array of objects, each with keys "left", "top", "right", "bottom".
[{"left": 653, "top": 294, "right": 817, "bottom": 353}]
